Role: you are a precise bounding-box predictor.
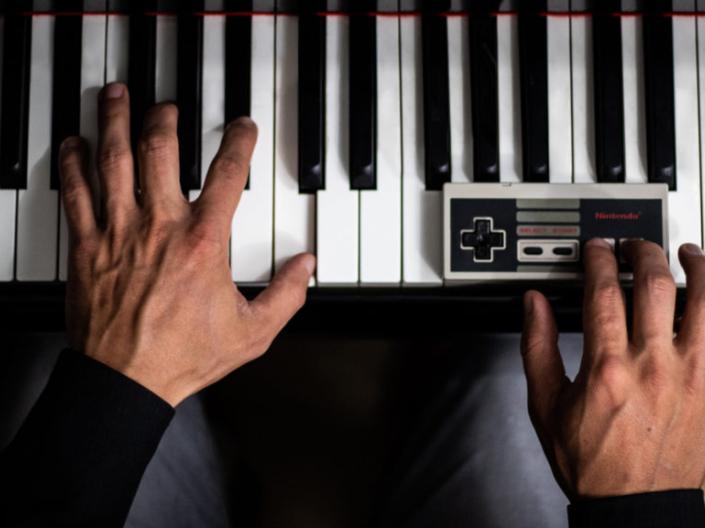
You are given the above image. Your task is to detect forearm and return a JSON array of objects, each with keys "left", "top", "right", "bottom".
[
  {"left": 0, "top": 349, "right": 173, "bottom": 527},
  {"left": 568, "top": 490, "right": 705, "bottom": 528}
]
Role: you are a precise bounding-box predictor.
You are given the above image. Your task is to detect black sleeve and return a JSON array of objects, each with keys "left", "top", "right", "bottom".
[
  {"left": 569, "top": 489, "right": 705, "bottom": 528},
  {"left": 0, "top": 349, "right": 174, "bottom": 528}
]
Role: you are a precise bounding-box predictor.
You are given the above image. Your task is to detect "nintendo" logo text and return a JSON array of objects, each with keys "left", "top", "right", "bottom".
[{"left": 594, "top": 212, "right": 641, "bottom": 220}]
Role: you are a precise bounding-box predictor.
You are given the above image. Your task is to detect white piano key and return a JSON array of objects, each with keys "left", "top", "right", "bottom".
[
  {"left": 0, "top": 15, "right": 17, "bottom": 281},
  {"left": 447, "top": 16, "right": 472, "bottom": 183},
  {"left": 16, "top": 17, "right": 58, "bottom": 281},
  {"left": 273, "top": 16, "right": 316, "bottom": 283},
  {"left": 671, "top": 12, "right": 701, "bottom": 284},
  {"left": 547, "top": 16, "right": 572, "bottom": 183},
  {"left": 200, "top": 15, "right": 224, "bottom": 201},
  {"left": 570, "top": 17, "right": 596, "bottom": 183},
  {"left": 317, "top": 16, "right": 358, "bottom": 286},
  {"left": 231, "top": 16, "right": 275, "bottom": 284},
  {"left": 106, "top": 15, "right": 129, "bottom": 83},
  {"left": 497, "top": 16, "right": 521, "bottom": 183},
  {"left": 155, "top": 15, "right": 178, "bottom": 103},
  {"left": 59, "top": 15, "right": 106, "bottom": 281},
  {"left": 400, "top": 17, "right": 442, "bottom": 286},
  {"left": 359, "top": 17, "right": 402, "bottom": 285},
  {"left": 621, "top": 17, "right": 647, "bottom": 185}
]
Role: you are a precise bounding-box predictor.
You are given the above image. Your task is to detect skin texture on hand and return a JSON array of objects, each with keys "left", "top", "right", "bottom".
[
  {"left": 522, "top": 238, "right": 705, "bottom": 500},
  {"left": 59, "top": 83, "right": 315, "bottom": 407}
]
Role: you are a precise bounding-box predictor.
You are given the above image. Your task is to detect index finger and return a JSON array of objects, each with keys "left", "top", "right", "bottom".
[
  {"left": 582, "top": 238, "right": 628, "bottom": 356},
  {"left": 194, "top": 118, "right": 258, "bottom": 236}
]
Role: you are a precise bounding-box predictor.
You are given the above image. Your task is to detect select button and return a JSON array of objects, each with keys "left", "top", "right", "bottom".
[{"left": 523, "top": 246, "right": 544, "bottom": 256}]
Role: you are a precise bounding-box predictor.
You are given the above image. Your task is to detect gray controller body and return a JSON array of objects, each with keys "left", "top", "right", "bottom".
[{"left": 444, "top": 183, "right": 669, "bottom": 282}]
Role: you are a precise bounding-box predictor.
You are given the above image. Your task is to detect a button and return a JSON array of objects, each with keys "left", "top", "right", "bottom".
[
  {"left": 552, "top": 246, "right": 574, "bottom": 256},
  {"left": 523, "top": 246, "right": 543, "bottom": 255}
]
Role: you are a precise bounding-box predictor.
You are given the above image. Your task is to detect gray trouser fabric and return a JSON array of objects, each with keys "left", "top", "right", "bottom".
[
  {"left": 2, "top": 333, "right": 583, "bottom": 528},
  {"left": 377, "top": 334, "right": 582, "bottom": 528}
]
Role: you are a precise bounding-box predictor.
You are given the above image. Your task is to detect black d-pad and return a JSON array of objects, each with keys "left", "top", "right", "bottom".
[{"left": 461, "top": 218, "right": 506, "bottom": 262}]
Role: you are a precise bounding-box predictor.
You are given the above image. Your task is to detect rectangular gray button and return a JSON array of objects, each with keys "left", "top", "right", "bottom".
[
  {"left": 517, "top": 211, "right": 581, "bottom": 223},
  {"left": 516, "top": 199, "right": 580, "bottom": 209}
]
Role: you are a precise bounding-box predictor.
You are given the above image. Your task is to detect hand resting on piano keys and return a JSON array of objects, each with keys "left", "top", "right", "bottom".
[
  {"left": 3, "top": 82, "right": 705, "bottom": 527},
  {"left": 60, "top": 82, "right": 316, "bottom": 408}
]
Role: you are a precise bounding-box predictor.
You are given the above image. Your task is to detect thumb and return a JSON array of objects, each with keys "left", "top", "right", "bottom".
[
  {"left": 521, "top": 290, "right": 566, "bottom": 426},
  {"left": 250, "top": 253, "right": 316, "bottom": 336}
]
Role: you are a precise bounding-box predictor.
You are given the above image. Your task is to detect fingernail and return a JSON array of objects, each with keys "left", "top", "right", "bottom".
[
  {"left": 103, "top": 82, "right": 124, "bottom": 100},
  {"left": 301, "top": 254, "right": 316, "bottom": 276},
  {"left": 682, "top": 243, "right": 704, "bottom": 256},
  {"left": 227, "top": 116, "right": 255, "bottom": 130},
  {"left": 586, "top": 237, "right": 613, "bottom": 250},
  {"left": 60, "top": 136, "right": 82, "bottom": 152}
]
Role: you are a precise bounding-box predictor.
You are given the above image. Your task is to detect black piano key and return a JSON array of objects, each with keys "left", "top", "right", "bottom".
[
  {"left": 0, "top": 11, "right": 32, "bottom": 189},
  {"left": 592, "top": 0, "right": 625, "bottom": 183},
  {"left": 224, "top": 0, "right": 252, "bottom": 122},
  {"left": 468, "top": 11, "right": 499, "bottom": 182},
  {"left": 643, "top": 0, "right": 676, "bottom": 190},
  {"left": 518, "top": 1, "right": 549, "bottom": 182},
  {"left": 127, "top": 2, "right": 157, "bottom": 157},
  {"left": 177, "top": 0, "right": 204, "bottom": 193},
  {"left": 349, "top": 11, "right": 376, "bottom": 190},
  {"left": 298, "top": 5, "right": 326, "bottom": 193},
  {"left": 421, "top": 8, "right": 451, "bottom": 190},
  {"left": 224, "top": 0, "right": 252, "bottom": 189},
  {"left": 50, "top": 11, "right": 83, "bottom": 190}
]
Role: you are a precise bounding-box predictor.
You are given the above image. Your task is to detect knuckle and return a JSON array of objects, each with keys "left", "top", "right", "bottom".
[
  {"left": 591, "top": 355, "right": 630, "bottom": 407},
  {"left": 98, "top": 144, "right": 132, "bottom": 173},
  {"left": 521, "top": 332, "right": 541, "bottom": 357},
  {"left": 60, "top": 155, "right": 81, "bottom": 178},
  {"left": 638, "top": 271, "right": 676, "bottom": 298},
  {"left": 212, "top": 153, "right": 248, "bottom": 179},
  {"left": 639, "top": 354, "right": 671, "bottom": 388},
  {"left": 249, "top": 330, "right": 274, "bottom": 358},
  {"left": 143, "top": 214, "right": 173, "bottom": 242},
  {"left": 70, "top": 235, "right": 97, "bottom": 258},
  {"left": 61, "top": 174, "right": 85, "bottom": 204},
  {"left": 684, "top": 355, "right": 705, "bottom": 391},
  {"left": 139, "top": 131, "right": 178, "bottom": 160},
  {"left": 588, "top": 280, "right": 622, "bottom": 308},
  {"left": 187, "top": 223, "right": 225, "bottom": 258}
]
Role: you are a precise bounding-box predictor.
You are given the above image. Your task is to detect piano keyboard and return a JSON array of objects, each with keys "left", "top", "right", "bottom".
[{"left": 1, "top": 2, "right": 705, "bottom": 288}]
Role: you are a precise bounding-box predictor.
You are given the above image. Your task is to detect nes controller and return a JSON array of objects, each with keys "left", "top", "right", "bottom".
[{"left": 443, "top": 183, "right": 669, "bottom": 282}]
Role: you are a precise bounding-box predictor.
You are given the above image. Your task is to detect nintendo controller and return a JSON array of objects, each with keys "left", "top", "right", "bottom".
[{"left": 443, "top": 183, "right": 669, "bottom": 282}]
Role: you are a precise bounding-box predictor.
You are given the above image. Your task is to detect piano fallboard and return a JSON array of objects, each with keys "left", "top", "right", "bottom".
[{"left": 0, "top": 282, "right": 687, "bottom": 333}]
